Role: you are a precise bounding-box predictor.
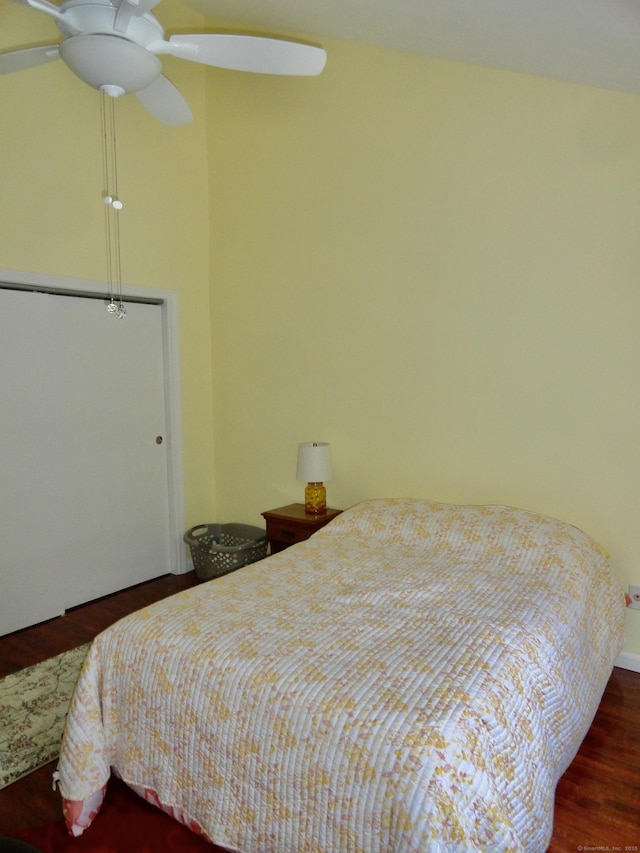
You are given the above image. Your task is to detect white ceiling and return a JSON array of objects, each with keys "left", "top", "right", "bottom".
[{"left": 183, "top": 0, "right": 640, "bottom": 97}]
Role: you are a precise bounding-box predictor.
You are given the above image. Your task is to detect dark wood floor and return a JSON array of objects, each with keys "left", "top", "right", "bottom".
[
  {"left": 1, "top": 573, "right": 640, "bottom": 850},
  {"left": 0, "top": 572, "right": 200, "bottom": 838}
]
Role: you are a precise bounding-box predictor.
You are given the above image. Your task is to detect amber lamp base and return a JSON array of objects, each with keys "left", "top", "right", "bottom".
[{"left": 304, "top": 482, "right": 326, "bottom": 514}]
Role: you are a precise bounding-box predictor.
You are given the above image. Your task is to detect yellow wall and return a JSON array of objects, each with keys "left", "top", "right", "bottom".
[
  {"left": 0, "top": 0, "right": 215, "bottom": 527},
  {"left": 207, "top": 40, "right": 640, "bottom": 655},
  {"left": 3, "top": 4, "right": 640, "bottom": 657}
]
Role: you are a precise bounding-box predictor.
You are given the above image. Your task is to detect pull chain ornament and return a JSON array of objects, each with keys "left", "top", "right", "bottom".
[{"left": 101, "top": 91, "right": 126, "bottom": 318}]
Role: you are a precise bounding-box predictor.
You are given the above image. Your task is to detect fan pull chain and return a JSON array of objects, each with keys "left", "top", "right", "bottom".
[{"left": 101, "top": 91, "right": 126, "bottom": 319}]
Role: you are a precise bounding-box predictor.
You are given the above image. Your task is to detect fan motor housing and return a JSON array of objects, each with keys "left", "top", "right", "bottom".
[{"left": 59, "top": 34, "right": 162, "bottom": 94}]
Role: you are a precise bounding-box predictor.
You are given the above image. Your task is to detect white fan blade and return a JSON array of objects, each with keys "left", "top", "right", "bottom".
[
  {"left": 163, "top": 33, "right": 326, "bottom": 76},
  {"left": 114, "top": 0, "right": 162, "bottom": 34},
  {"left": 14, "top": 0, "right": 64, "bottom": 21},
  {"left": 0, "top": 44, "right": 60, "bottom": 75},
  {"left": 135, "top": 74, "right": 193, "bottom": 125}
]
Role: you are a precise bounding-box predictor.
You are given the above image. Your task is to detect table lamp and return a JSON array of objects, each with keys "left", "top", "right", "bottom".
[{"left": 296, "top": 441, "right": 333, "bottom": 515}]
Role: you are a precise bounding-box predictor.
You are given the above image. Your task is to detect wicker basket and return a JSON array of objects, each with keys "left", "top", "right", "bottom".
[{"left": 184, "top": 523, "right": 267, "bottom": 581}]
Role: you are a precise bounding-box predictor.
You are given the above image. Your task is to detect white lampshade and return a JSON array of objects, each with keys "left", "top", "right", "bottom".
[{"left": 296, "top": 442, "right": 334, "bottom": 483}]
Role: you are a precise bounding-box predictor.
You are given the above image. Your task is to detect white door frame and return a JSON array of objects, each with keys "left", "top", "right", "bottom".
[{"left": 0, "top": 267, "right": 187, "bottom": 575}]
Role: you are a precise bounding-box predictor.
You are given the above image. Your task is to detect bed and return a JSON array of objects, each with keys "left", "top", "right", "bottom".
[{"left": 57, "top": 498, "right": 625, "bottom": 851}]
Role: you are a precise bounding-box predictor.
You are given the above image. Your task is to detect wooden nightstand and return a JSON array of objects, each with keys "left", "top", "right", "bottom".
[{"left": 261, "top": 503, "right": 342, "bottom": 554}]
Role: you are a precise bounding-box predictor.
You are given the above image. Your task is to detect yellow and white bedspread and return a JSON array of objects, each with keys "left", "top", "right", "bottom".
[{"left": 58, "top": 498, "right": 625, "bottom": 852}]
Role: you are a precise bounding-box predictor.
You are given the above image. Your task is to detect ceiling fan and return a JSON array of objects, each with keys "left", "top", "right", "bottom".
[{"left": 0, "top": 0, "right": 327, "bottom": 124}]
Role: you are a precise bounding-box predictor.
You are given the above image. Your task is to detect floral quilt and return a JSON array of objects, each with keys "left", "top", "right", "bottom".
[{"left": 57, "top": 498, "right": 625, "bottom": 851}]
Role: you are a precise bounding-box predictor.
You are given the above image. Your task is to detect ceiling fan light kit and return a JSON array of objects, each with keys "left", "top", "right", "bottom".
[
  {"left": 60, "top": 35, "right": 162, "bottom": 94},
  {"left": 1, "top": 0, "right": 328, "bottom": 123}
]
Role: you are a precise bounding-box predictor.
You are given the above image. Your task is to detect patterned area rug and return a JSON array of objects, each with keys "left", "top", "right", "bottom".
[{"left": 0, "top": 643, "right": 90, "bottom": 789}]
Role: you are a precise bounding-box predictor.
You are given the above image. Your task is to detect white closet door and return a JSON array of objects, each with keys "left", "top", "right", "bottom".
[
  {"left": 1, "top": 291, "right": 66, "bottom": 631},
  {"left": 0, "top": 289, "right": 172, "bottom": 635}
]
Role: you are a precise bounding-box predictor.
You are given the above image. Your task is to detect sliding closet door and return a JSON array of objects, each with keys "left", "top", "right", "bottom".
[
  {"left": 0, "top": 289, "right": 172, "bottom": 635},
  {"left": 1, "top": 291, "right": 66, "bottom": 632}
]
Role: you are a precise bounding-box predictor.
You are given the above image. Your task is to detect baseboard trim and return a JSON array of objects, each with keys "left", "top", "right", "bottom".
[{"left": 615, "top": 651, "right": 640, "bottom": 673}]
